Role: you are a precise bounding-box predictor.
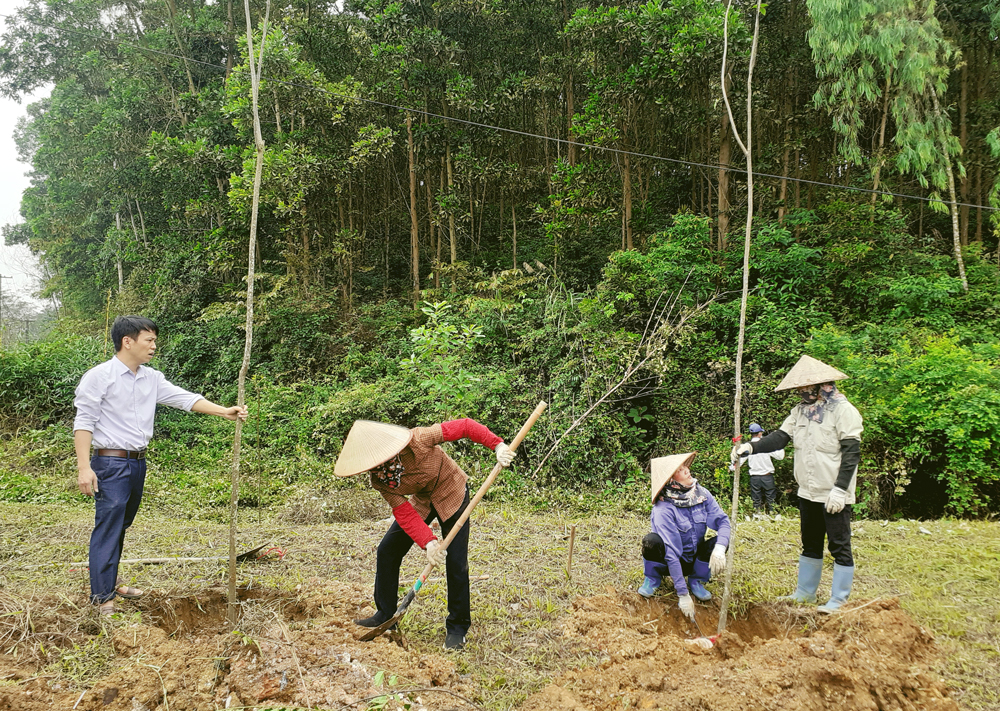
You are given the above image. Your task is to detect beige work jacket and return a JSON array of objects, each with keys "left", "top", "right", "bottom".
[{"left": 779, "top": 397, "right": 863, "bottom": 504}]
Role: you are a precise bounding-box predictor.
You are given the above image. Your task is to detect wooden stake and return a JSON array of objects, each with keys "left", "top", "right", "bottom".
[{"left": 566, "top": 524, "right": 577, "bottom": 580}]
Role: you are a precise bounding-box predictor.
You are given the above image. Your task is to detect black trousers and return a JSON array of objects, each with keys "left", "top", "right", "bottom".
[
  {"left": 641, "top": 532, "right": 715, "bottom": 579},
  {"left": 749, "top": 474, "right": 777, "bottom": 511},
  {"left": 374, "top": 489, "right": 471, "bottom": 637},
  {"left": 798, "top": 496, "right": 853, "bottom": 567}
]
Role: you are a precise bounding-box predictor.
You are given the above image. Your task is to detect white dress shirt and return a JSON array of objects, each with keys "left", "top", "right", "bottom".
[
  {"left": 73, "top": 356, "right": 203, "bottom": 451},
  {"left": 743, "top": 435, "right": 786, "bottom": 476}
]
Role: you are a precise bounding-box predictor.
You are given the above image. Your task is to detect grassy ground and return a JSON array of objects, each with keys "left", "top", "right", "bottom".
[{"left": 1, "top": 495, "right": 998, "bottom": 710}]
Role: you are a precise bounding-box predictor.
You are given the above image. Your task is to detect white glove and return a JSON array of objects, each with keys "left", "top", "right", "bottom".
[
  {"left": 495, "top": 442, "right": 515, "bottom": 467},
  {"left": 825, "top": 487, "right": 848, "bottom": 514},
  {"left": 677, "top": 594, "right": 696, "bottom": 621},
  {"left": 709, "top": 544, "right": 727, "bottom": 577},
  {"left": 730, "top": 443, "right": 752, "bottom": 464},
  {"left": 425, "top": 539, "right": 447, "bottom": 566}
]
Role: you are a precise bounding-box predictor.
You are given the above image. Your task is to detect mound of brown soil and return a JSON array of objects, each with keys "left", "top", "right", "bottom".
[{"left": 521, "top": 594, "right": 959, "bottom": 711}]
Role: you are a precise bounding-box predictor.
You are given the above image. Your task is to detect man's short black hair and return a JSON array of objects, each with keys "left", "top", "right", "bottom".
[{"left": 112, "top": 316, "right": 158, "bottom": 352}]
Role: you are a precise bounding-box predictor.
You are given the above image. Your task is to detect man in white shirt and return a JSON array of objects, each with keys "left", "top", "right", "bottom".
[
  {"left": 738, "top": 423, "right": 784, "bottom": 516},
  {"left": 74, "top": 316, "right": 247, "bottom": 614}
]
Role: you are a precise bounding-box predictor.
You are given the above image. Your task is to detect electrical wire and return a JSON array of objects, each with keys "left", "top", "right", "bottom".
[{"left": 2, "top": 10, "right": 999, "bottom": 213}]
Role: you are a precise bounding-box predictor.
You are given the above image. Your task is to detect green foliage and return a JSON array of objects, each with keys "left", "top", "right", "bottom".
[
  {"left": 0, "top": 334, "right": 106, "bottom": 431},
  {"left": 810, "top": 328, "right": 1000, "bottom": 516},
  {"left": 400, "top": 301, "right": 486, "bottom": 419}
]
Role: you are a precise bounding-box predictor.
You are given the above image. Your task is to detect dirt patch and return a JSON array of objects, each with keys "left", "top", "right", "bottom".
[
  {"left": 0, "top": 584, "right": 963, "bottom": 711},
  {"left": 522, "top": 594, "right": 959, "bottom": 711},
  {"left": 0, "top": 580, "right": 476, "bottom": 711}
]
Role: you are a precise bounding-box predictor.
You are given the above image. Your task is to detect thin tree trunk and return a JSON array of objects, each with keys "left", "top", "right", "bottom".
[
  {"left": 446, "top": 143, "right": 457, "bottom": 282},
  {"left": 512, "top": 204, "right": 517, "bottom": 270},
  {"left": 163, "top": 0, "right": 197, "bottom": 94},
  {"left": 426, "top": 167, "right": 439, "bottom": 290},
  {"left": 718, "top": 0, "right": 762, "bottom": 636},
  {"left": 929, "top": 84, "right": 968, "bottom": 293},
  {"left": 871, "top": 70, "right": 891, "bottom": 207},
  {"left": 225, "top": 0, "right": 235, "bottom": 78},
  {"left": 229, "top": 0, "right": 270, "bottom": 627},
  {"left": 406, "top": 110, "right": 420, "bottom": 307},
  {"left": 624, "top": 149, "right": 633, "bottom": 250},
  {"left": 958, "top": 61, "right": 969, "bottom": 245},
  {"left": 717, "top": 105, "right": 732, "bottom": 251},
  {"left": 114, "top": 212, "right": 124, "bottom": 293}
]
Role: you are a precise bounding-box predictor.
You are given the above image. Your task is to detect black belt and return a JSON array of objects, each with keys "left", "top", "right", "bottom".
[{"left": 94, "top": 449, "right": 146, "bottom": 460}]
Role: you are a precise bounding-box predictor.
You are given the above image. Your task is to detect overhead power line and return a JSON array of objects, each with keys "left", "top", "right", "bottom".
[{"left": 3, "top": 11, "right": 999, "bottom": 213}]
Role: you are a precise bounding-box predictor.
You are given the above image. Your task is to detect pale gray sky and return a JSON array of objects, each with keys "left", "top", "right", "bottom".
[{"left": 0, "top": 1, "right": 49, "bottom": 307}]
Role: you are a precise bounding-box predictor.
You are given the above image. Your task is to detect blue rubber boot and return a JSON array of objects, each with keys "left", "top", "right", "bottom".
[
  {"left": 779, "top": 555, "right": 823, "bottom": 604},
  {"left": 638, "top": 577, "right": 660, "bottom": 598},
  {"left": 817, "top": 564, "right": 854, "bottom": 614},
  {"left": 687, "top": 559, "right": 712, "bottom": 602}
]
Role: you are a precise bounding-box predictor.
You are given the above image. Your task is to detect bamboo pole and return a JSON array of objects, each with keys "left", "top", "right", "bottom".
[{"left": 228, "top": 0, "right": 270, "bottom": 628}]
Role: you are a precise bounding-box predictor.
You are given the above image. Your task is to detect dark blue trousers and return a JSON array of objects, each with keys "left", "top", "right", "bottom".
[
  {"left": 89, "top": 455, "right": 146, "bottom": 604},
  {"left": 374, "top": 489, "right": 471, "bottom": 637}
]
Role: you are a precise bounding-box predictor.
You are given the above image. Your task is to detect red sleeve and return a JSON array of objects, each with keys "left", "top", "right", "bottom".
[
  {"left": 392, "top": 502, "right": 437, "bottom": 549},
  {"left": 440, "top": 418, "right": 503, "bottom": 450}
]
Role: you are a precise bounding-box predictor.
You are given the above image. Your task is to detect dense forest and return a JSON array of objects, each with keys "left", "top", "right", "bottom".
[{"left": 1, "top": 0, "right": 999, "bottom": 518}]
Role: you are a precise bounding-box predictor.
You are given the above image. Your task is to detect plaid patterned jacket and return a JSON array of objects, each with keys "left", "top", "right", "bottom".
[{"left": 371, "top": 424, "right": 468, "bottom": 521}]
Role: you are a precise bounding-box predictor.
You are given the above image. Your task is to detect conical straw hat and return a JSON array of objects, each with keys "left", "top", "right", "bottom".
[
  {"left": 650, "top": 452, "right": 696, "bottom": 503},
  {"left": 773, "top": 354, "right": 848, "bottom": 392},
  {"left": 334, "top": 421, "right": 412, "bottom": 478}
]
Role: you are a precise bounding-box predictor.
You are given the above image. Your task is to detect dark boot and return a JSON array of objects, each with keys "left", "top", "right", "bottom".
[
  {"left": 688, "top": 559, "right": 712, "bottom": 601},
  {"left": 354, "top": 611, "right": 396, "bottom": 630}
]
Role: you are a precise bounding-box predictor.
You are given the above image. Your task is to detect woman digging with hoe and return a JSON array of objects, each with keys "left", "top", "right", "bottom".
[
  {"left": 637, "top": 452, "right": 731, "bottom": 622},
  {"left": 334, "top": 418, "right": 516, "bottom": 650}
]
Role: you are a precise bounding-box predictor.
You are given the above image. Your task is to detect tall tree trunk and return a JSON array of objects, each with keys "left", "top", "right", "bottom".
[
  {"left": 562, "top": 0, "right": 577, "bottom": 166},
  {"left": 446, "top": 143, "right": 457, "bottom": 285},
  {"left": 225, "top": 0, "right": 235, "bottom": 78},
  {"left": 778, "top": 71, "right": 792, "bottom": 223},
  {"left": 717, "top": 109, "right": 731, "bottom": 251},
  {"left": 958, "top": 60, "right": 969, "bottom": 245},
  {"left": 426, "top": 166, "right": 439, "bottom": 290},
  {"left": 719, "top": 0, "right": 762, "bottom": 636},
  {"left": 929, "top": 85, "right": 968, "bottom": 293},
  {"left": 512, "top": 204, "right": 517, "bottom": 270},
  {"left": 623, "top": 149, "right": 633, "bottom": 250},
  {"left": 163, "top": 0, "right": 197, "bottom": 94},
  {"left": 114, "top": 212, "right": 124, "bottom": 293},
  {"left": 871, "top": 70, "right": 891, "bottom": 207},
  {"left": 406, "top": 111, "right": 420, "bottom": 308}
]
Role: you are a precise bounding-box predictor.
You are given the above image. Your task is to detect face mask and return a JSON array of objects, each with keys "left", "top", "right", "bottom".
[
  {"left": 666, "top": 478, "right": 693, "bottom": 494},
  {"left": 798, "top": 385, "right": 820, "bottom": 404}
]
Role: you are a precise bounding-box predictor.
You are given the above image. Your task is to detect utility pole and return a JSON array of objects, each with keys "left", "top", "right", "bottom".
[{"left": 0, "top": 275, "right": 12, "bottom": 347}]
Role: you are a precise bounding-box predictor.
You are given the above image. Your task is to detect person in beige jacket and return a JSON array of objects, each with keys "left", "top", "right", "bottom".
[{"left": 733, "top": 355, "right": 862, "bottom": 613}]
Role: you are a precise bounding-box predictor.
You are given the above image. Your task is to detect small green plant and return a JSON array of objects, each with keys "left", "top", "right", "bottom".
[
  {"left": 52, "top": 632, "right": 114, "bottom": 684},
  {"left": 400, "top": 301, "right": 485, "bottom": 419}
]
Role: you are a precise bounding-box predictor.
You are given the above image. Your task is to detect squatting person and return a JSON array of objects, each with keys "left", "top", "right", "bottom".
[
  {"left": 732, "top": 355, "right": 862, "bottom": 613},
  {"left": 334, "top": 418, "right": 515, "bottom": 650},
  {"left": 74, "top": 315, "right": 248, "bottom": 615},
  {"left": 637, "top": 452, "right": 731, "bottom": 622}
]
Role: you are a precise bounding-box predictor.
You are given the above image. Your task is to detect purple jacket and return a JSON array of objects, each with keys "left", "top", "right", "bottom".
[{"left": 650, "top": 486, "right": 731, "bottom": 597}]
